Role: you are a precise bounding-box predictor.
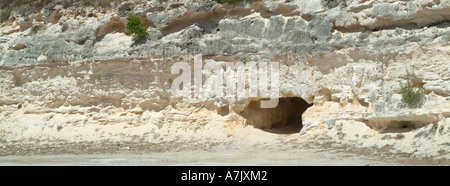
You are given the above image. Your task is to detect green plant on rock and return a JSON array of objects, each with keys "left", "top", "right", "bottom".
[
  {"left": 399, "top": 69, "right": 425, "bottom": 108},
  {"left": 125, "top": 13, "right": 148, "bottom": 42}
]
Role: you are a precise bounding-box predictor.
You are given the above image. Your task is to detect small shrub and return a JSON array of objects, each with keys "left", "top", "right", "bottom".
[
  {"left": 125, "top": 13, "right": 148, "bottom": 42},
  {"left": 399, "top": 69, "right": 425, "bottom": 108}
]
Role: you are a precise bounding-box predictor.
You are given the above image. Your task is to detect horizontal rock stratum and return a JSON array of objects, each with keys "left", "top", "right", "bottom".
[{"left": 0, "top": 0, "right": 449, "bottom": 161}]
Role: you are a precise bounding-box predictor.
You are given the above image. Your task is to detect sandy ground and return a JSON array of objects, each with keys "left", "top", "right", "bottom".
[
  {"left": 0, "top": 148, "right": 406, "bottom": 166},
  {"left": 1, "top": 112, "right": 448, "bottom": 166},
  {"left": 1, "top": 136, "right": 448, "bottom": 166},
  {"left": 0, "top": 151, "right": 397, "bottom": 166}
]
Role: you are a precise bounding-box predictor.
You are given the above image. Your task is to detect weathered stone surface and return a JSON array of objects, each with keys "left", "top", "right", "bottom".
[{"left": 0, "top": 0, "right": 448, "bottom": 159}]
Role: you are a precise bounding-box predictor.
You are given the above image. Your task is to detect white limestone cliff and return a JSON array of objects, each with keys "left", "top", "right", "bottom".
[{"left": 0, "top": 0, "right": 448, "bottom": 160}]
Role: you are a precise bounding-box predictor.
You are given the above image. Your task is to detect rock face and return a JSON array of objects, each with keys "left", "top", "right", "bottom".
[{"left": 0, "top": 0, "right": 449, "bottom": 159}]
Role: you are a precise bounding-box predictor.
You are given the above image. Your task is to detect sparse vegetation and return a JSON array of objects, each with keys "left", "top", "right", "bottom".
[
  {"left": 125, "top": 13, "right": 148, "bottom": 42},
  {"left": 399, "top": 69, "right": 425, "bottom": 108},
  {"left": 214, "top": 0, "right": 247, "bottom": 6},
  {"left": 0, "top": 0, "right": 119, "bottom": 23}
]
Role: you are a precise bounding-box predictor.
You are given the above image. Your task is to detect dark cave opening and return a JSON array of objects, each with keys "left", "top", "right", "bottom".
[
  {"left": 382, "top": 121, "right": 417, "bottom": 134},
  {"left": 240, "top": 97, "right": 313, "bottom": 134}
]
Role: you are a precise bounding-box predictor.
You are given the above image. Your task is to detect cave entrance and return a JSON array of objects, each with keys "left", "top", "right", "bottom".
[
  {"left": 240, "top": 97, "right": 313, "bottom": 134},
  {"left": 382, "top": 121, "right": 417, "bottom": 134}
]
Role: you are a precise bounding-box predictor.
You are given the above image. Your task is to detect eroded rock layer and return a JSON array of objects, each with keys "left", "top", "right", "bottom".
[{"left": 0, "top": 0, "right": 449, "bottom": 159}]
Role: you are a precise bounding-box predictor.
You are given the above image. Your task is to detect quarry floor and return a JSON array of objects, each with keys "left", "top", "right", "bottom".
[
  {"left": 0, "top": 145, "right": 446, "bottom": 166},
  {"left": 0, "top": 150, "right": 404, "bottom": 166},
  {"left": 1, "top": 130, "right": 448, "bottom": 166}
]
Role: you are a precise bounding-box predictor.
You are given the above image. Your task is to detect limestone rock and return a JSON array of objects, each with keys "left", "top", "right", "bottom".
[{"left": 0, "top": 0, "right": 449, "bottom": 159}]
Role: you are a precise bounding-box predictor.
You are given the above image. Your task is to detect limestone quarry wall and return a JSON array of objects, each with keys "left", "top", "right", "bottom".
[{"left": 0, "top": 0, "right": 449, "bottom": 158}]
